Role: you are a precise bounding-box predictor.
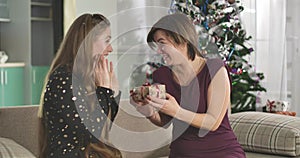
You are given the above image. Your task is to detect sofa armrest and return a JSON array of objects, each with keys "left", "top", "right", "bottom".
[
  {"left": 0, "top": 105, "right": 39, "bottom": 156},
  {"left": 230, "top": 112, "right": 300, "bottom": 157},
  {"left": 0, "top": 137, "right": 36, "bottom": 158}
]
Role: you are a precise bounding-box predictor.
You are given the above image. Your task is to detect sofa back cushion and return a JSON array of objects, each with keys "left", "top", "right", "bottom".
[
  {"left": 229, "top": 112, "right": 300, "bottom": 156},
  {"left": 112, "top": 100, "right": 171, "bottom": 157}
]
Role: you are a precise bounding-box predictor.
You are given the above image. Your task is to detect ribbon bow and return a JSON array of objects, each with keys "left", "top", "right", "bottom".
[{"left": 267, "top": 99, "right": 275, "bottom": 112}]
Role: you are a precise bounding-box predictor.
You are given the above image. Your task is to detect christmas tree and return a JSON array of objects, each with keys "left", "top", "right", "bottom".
[{"left": 168, "top": 0, "right": 266, "bottom": 113}]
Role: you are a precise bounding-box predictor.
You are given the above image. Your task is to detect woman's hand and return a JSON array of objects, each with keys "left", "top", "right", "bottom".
[
  {"left": 94, "top": 55, "right": 119, "bottom": 93},
  {"left": 110, "top": 61, "right": 119, "bottom": 95},
  {"left": 129, "top": 95, "right": 157, "bottom": 118},
  {"left": 146, "top": 93, "right": 181, "bottom": 117},
  {"left": 95, "top": 55, "right": 110, "bottom": 88}
]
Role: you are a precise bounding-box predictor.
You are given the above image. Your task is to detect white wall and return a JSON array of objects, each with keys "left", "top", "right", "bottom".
[
  {"left": 64, "top": 0, "right": 118, "bottom": 38},
  {"left": 63, "top": 0, "right": 76, "bottom": 35},
  {"left": 75, "top": 0, "right": 117, "bottom": 16}
]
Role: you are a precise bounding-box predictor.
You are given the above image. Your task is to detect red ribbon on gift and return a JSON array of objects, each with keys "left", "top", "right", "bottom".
[{"left": 267, "top": 99, "right": 275, "bottom": 112}]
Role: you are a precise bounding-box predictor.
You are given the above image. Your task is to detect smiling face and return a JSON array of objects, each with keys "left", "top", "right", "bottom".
[
  {"left": 153, "top": 30, "right": 188, "bottom": 66},
  {"left": 92, "top": 27, "right": 113, "bottom": 58}
]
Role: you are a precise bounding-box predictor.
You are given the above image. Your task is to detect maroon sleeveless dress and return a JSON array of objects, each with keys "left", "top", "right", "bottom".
[{"left": 153, "top": 58, "right": 246, "bottom": 158}]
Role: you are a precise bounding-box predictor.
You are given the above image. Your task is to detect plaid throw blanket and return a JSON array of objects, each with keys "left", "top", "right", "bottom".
[
  {"left": 0, "top": 137, "right": 35, "bottom": 158},
  {"left": 230, "top": 112, "right": 300, "bottom": 157}
]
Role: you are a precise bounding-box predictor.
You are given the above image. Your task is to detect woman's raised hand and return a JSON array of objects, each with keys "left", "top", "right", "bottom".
[
  {"left": 95, "top": 55, "right": 119, "bottom": 93},
  {"left": 110, "top": 61, "right": 119, "bottom": 95}
]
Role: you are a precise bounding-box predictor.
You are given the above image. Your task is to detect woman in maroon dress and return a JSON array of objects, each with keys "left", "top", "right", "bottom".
[{"left": 130, "top": 13, "right": 246, "bottom": 158}]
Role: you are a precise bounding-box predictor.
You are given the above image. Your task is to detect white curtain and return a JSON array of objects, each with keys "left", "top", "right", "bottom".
[
  {"left": 286, "top": 0, "right": 300, "bottom": 115},
  {"left": 255, "top": 0, "right": 288, "bottom": 108},
  {"left": 241, "top": 0, "right": 288, "bottom": 109}
]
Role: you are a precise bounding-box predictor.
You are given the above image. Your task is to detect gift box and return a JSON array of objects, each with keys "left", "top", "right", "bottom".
[
  {"left": 265, "top": 99, "right": 290, "bottom": 112},
  {"left": 130, "top": 84, "right": 166, "bottom": 102}
]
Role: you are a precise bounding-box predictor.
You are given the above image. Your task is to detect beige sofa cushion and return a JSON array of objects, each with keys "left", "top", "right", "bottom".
[
  {"left": 230, "top": 112, "right": 300, "bottom": 157},
  {"left": 0, "top": 106, "right": 39, "bottom": 156}
]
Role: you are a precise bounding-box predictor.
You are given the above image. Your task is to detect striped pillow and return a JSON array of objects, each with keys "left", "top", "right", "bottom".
[
  {"left": 229, "top": 112, "right": 300, "bottom": 156},
  {"left": 0, "top": 137, "right": 36, "bottom": 158}
]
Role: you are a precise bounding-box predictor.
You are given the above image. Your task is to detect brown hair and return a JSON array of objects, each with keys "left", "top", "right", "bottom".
[
  {"left": 38, "top": 13, "right": 121, "bottom": 158},
  {"left": 147, "top": 13, "right": 204, "bottom": 60}
]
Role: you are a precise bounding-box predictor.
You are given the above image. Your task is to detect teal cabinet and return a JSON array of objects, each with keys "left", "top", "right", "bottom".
[
  {"left": 0, "top": 66, "right": 24, "bottom": 106},
  {"left": 31, "top": 66, "right": 49, "bottom": 104}
]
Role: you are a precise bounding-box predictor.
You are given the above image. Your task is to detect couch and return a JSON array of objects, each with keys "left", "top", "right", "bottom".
[
  {"left": 1, "top": 100, "right": 300, "bottom": 158},
  {"left": 0, "top": 103, "right": 170, "bottom": 158}
]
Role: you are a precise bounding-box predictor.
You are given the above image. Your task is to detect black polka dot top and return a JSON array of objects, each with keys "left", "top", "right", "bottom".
[{"left": 42, "top": 65, "right": 120, "bottom": 157}]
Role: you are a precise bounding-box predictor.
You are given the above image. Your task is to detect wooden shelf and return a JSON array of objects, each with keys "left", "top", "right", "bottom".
[
  {"left": 31, "top": 2, "right": 52, "bottom": 21},
  {"left": 31, "top": 17, "right": 52, "bottom": 21},
  {"left": 0, "top": 18, "right": 10, "bottom": 22},
  {"left": 31, "top": 2, "right": 51, "bottom": 7}
]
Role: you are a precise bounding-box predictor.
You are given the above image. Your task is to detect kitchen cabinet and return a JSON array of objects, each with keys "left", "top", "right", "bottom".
[
  {"left": 30, "top": 0, "right": 55, "bottom": 104},
  {"left": 31, "top": 0, "right": 54, "bottom": 66},
  {"left": 0, "top": 63, "right": 25, "bottom": 106},
  {"left": 0, "top": 0, "right": 62, "bottom": 105}
]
